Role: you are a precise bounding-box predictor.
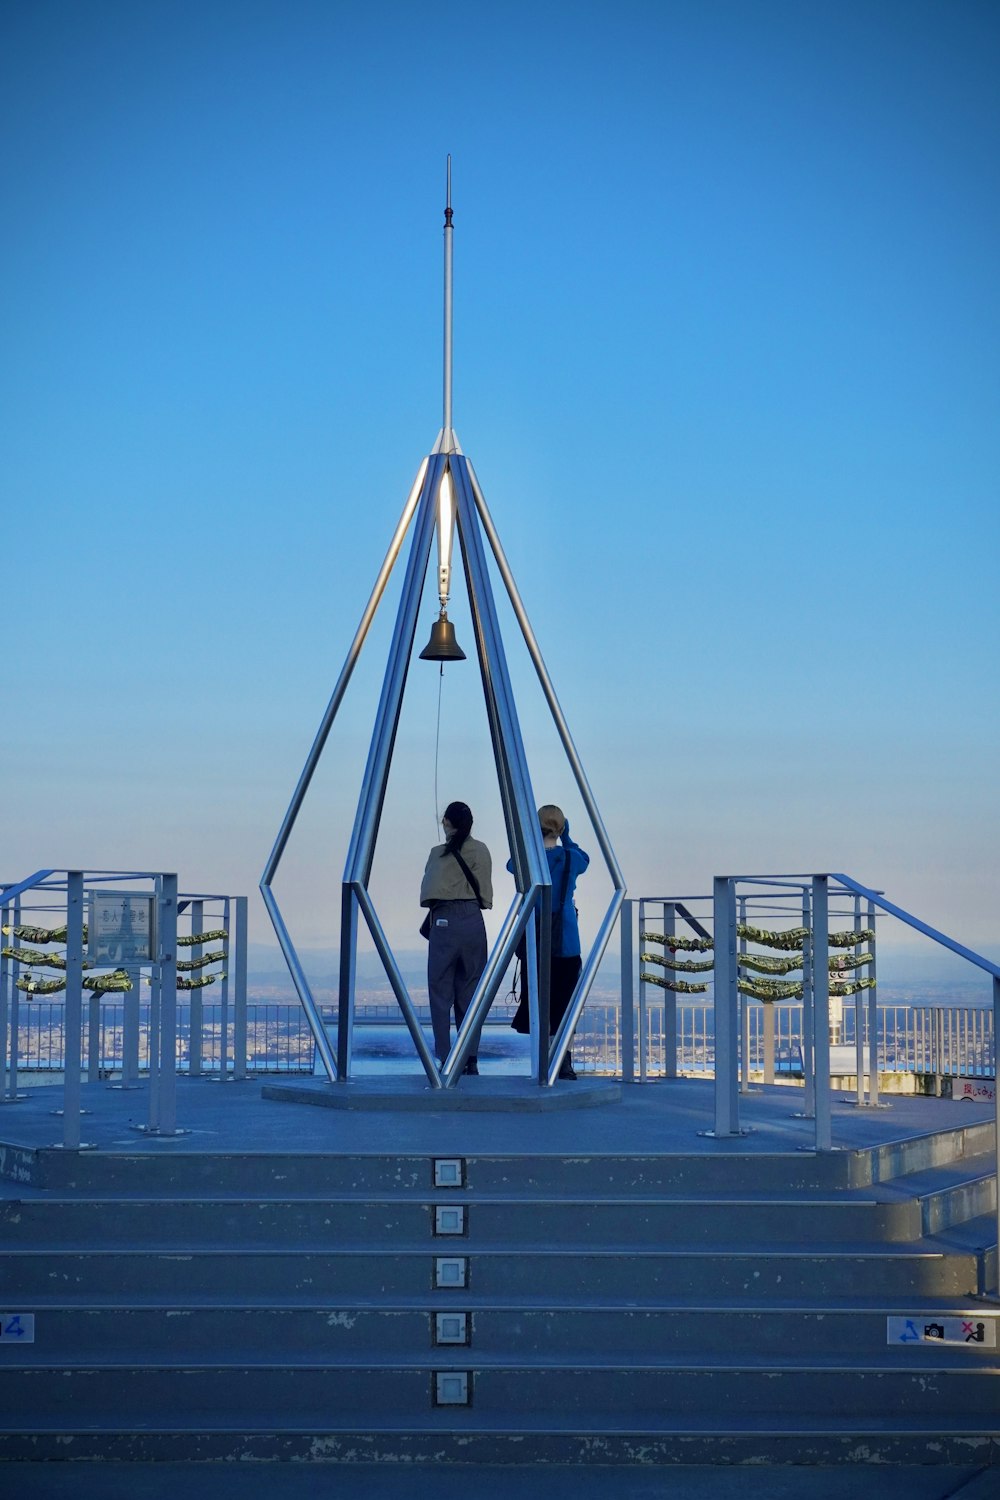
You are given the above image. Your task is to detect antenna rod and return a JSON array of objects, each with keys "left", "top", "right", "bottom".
[{"left": 443, "top": 155, "right": 453, "bottom": 439}]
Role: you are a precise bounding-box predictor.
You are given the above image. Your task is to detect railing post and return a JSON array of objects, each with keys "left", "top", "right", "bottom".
[
  {"left": 661, "top": 901, "right": 677, "bottom": 1079},
  {"left": 119, "top": 968, "right": 141, "bottom": 1089},
  {"left": 62, "top": 872, "right": 86, "bottom": 1150},
  {"left": 851, "top": 894, "right": 865, "bottom": 1106},
  {"left": 636, "top": 900, "right": 648, "bottom": 1082},
  {"left": 620, "top": 899, "right": 634, "bottom": 1084},
  {"left": 794, "top": 888, "right": 815, "bottom": 1121},
  {"left": 994, "top": 976, "right": 1000, "bottom": 1295},
  {"left": 812, "top": 875, "right": 832, "bottom": 1151},
  {"left": 218, "top": 897, "right": 231, "bottom": 1081},
  {"left": 706, "top": 876, "right": 740, "bottom": 1137},
  {"left": 866, "top": 899, "right": 880, "bottom": 1106},
  {"left": 0, "top": 902, "right": 8, "bottom": 1101},
  {"left": 146, "top": 970, "right": 161, "bottom": 1130},
  {"left": 157, "top": 875, "right": 180, "bottom": 1135},
  {"left": 4, "top": 898, "right": 26, "bottom": 1104},
  {"left": 87, "top": 992, "right": 101, "bottom": 1083},
  {"left": 738, "top": 895, "right": 752, "bottom": 1094},
  {"left": 233, "top": 896, "right": 248, "bottom": 1082},
  {"left": 188, "top": 899, "right": 203, "bottom": 1077}
]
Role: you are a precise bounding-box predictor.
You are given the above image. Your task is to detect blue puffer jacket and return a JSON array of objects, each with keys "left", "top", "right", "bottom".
[{"left": 508, "top": 826, "right": 590, "bottom": 958}]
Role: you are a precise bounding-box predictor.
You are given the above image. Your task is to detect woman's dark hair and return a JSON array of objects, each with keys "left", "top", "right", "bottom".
[{"left": 441, "top": 800, "right": 473, "bottom": 855}]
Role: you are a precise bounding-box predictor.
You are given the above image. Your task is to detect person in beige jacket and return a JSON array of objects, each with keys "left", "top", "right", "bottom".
[{"left": 419, "top": 800, "right": 493, "bottom": 1073}]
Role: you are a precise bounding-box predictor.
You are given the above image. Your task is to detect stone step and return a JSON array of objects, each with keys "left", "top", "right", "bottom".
[
  {"left": 7, "top": 1116, "right": 991, "bottom": 1195},
  {"left": 2, "top": 1361, "right": 996, "bottom": 1423},
  {"left": 0, "top": 1243, "right": 980, "bottom": 1299},
  {"left": 0, "top": 1194, "right": 926, "bottom": 1247},
  {"left": 5, "top": 1300, "right": 997, "bottom": 1362},
  {"left": 1, "top": 1423, "right": 994, "bottom": 1468}
]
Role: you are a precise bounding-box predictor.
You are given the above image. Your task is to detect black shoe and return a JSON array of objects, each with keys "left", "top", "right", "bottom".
[
  {"left": 463, "top": 1058, "right": 479, "bottom": 1075},
  {"left": 558, "top": 1054, "right": 577, "bottom": 1081}
]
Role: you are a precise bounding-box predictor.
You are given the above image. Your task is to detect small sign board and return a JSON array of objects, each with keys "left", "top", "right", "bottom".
[
  {"left": 0, "top": 1313, "right": 35, "bottom": 1343},
  {"left": 887, "top": 1315, "right": 996, "bottom": 1348},
  {"left": 952, "top": 1077, "right": 995, "bottom": 1104},
  {"left": 88, "top": 891, "right": 155, "bottom": 965}
]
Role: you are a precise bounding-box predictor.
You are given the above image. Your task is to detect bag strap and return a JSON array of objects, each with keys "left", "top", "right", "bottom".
[
  {"left": 449, "top": 847, "right": 485, "bottom": 908},
  {"left": 553, "top": 847, "right": 572, "bottom": 923}
]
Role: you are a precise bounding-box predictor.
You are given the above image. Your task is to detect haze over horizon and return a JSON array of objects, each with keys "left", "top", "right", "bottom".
[{"left": 3, "top": 1, "right": 997, "bottom": 964}]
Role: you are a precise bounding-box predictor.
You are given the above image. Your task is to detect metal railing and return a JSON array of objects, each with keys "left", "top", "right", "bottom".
[{"left": 573, "top": 999, "right": 994, "bottom": 1082}]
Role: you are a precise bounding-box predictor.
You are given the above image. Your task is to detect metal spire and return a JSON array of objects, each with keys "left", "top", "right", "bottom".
[{"left": 443, "top": 154, "right": 454, "bottom": 447}]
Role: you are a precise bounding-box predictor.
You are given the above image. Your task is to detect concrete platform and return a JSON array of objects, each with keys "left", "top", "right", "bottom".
[{"left": 0, "top": 1071, "right": 992, "bottom": 1162}]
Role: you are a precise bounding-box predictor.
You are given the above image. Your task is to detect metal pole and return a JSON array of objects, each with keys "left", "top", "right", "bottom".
[
  {"left": 739, "top": 895, "right": 752, "bottom": 1094},
  {"left": 867, "top": 899, "right": 880, "bottom": 1106},
  {"left": 708, "top": 877, "right": 740, "bottom": 1137},
  {"left": 219, "top": 898, "right": 230, "bottom": 1080},
  {"left": 663, "top": 901, "right": 677, "bottom": 1079},
  {"left": 188, "top": 900, "right": 203, "bottom": 1077},
  {"left": 7, "top": 896, "right": 24, "bottom": 1102},
  {"left": 0, "top": 902, "right": 9, "bottom": 1099},
  {"left": 994, "top": 976, "right": 1000, "bottom": 1294},
  {"left": 620, "top": 899, "right": 634, "bottom": 1084},
  {"left": 87, "top": 993, "right": 101, "bottom": 1083},
  {"left": 853, "top": 894, "right": 865, "bottom": 1106},
  {"left": 339, "top": 455, "right": 445, "bottom": 1081},
  {"left": 637, "top": 901, "right": 648, "bottom": 1084},
  {"left": 812, "top": 876, "right": 832, "bottom": 1151},
  {"left": 466, "top": 461, "right": 625, "bottom": 1080},
  {"left": 6, "top": 898, "right": 24, "bottom": 1102},
  {"left": 233, "top": 896, "right": 248, "bottom": 1081},
  {"left": 121, "top": 968, "right": 140, "bottom": 1087},
  {"left": 443, "top": 155, "right": 453, "bottom": 444},
  {"left": 799, "top": 888, "right": 815, "bottom": 1119},
  {"left": 62, "top": 872, "right": 85, "bottom": 1150},
  {"left": 260, "top": 459, "right": 428, "bottom": 1083},
  {"left": 467, "top": 462, "right": 625, "bottom": 895},
  {"left": 157, "top": 875, "right": 179, "bottom": 1135},
  {"left": 147, "top": 968, "right": 161, "bottom": 1130}
]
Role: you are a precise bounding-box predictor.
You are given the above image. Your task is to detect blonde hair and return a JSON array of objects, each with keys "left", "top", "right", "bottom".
[{"left": 537, "top": 804, "right": 565, "bottom": 840}]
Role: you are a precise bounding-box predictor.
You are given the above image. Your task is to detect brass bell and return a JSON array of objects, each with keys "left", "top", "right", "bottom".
[{"left": 419, "top": 609, "right": 466, "bottom": 662}]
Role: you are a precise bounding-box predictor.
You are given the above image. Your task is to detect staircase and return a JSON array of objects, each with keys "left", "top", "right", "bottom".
[{"left": 1, "top": 1117, "right": 997, "bottom": 1467}]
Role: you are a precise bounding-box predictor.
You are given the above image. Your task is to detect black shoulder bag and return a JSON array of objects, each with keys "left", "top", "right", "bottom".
[{"left": 420, "top": 846, "right": 486, "bottom": 939}]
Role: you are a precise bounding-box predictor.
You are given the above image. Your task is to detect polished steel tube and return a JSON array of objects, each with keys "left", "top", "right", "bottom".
[
  {"left": 354, "top": 883, "right": 442, "bottom": 1086},
  {"left": 261, "top": 459, "right": 428, "bottom": 889}
]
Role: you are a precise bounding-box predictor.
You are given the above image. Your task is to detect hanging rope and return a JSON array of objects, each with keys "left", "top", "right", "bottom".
[{"left": 433, "top": 662, "right": 444, "bottom": 835}]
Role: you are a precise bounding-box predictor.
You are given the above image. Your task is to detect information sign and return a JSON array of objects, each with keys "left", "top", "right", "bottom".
[
  {"left": 0, "top": 1313, "right": 35, "bottom": 1343},
  {"left": 887, "top": 1315, "right": 996, "bottom": 1348},
  {"left": 87, "top": 891, "right": 155, "bottom": 965}
]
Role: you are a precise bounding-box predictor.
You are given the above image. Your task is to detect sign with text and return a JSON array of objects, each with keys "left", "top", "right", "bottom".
[{"left": 87, "top": 891, "right": 155, "bottom": 965}]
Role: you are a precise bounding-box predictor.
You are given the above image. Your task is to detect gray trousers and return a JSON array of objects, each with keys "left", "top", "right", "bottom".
[{"left": 427, "top": 900, "right": 487, "bottom": 1062}]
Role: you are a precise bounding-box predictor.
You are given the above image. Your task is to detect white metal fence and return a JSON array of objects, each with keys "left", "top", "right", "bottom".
[{"left": 7, "top": 996, "right": 995, "bottom": 1083}]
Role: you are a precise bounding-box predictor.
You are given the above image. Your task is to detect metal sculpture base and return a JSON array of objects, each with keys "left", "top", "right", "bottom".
[{"left": 262, "top": 1078, "right": 620, "bottom": 1113}]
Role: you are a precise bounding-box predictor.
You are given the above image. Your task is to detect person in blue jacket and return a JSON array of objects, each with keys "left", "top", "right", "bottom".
[{"left": 509, "top": 804, "right": 590, "bottom": 1079}]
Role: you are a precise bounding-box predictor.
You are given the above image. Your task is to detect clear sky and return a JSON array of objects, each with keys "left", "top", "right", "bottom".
[{"left": 2, "top": 0, "right": 998, "bottom": 967}]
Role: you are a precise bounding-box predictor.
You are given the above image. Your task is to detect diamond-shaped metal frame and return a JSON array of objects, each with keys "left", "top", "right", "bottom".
[{"left": 260, "top": 435, "right": 625, "bottom": 1089}]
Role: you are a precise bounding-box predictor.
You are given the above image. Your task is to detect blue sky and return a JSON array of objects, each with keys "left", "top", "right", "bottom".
[{"left": 2, "top": 0, "right": 998, "bottom": 966}]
